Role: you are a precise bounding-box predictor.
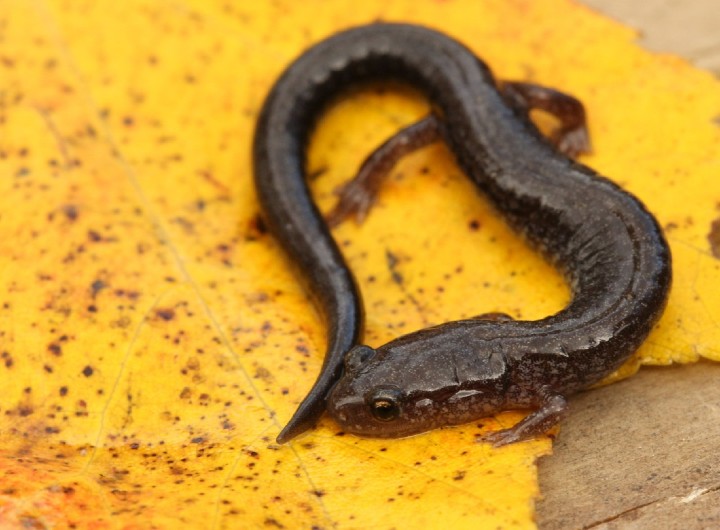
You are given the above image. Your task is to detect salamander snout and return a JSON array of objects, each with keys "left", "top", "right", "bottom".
[
  {"left": 326, "top": 337, "right": 514, "bottom": 439},
  {"left": 326, "top": 344, "right": 434, "bottom": 438}
]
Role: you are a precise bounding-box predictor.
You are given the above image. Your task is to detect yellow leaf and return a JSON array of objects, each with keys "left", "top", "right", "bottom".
[{"left": 1, "top": 0, "right": 719, "bottom": 528}]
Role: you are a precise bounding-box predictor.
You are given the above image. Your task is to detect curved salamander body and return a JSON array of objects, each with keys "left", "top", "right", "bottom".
[{"left": 253, "top": 23, "right": 671, "bottom": 445}]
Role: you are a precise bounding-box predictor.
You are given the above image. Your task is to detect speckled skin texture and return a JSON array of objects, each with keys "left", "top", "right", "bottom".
[{"left": 253, "top": 23, "right": 672, "bottom": 444}]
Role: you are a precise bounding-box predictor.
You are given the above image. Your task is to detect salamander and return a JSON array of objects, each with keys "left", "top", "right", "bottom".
[{"left": 252, "top": 23, "right": 671, "bottom": 445}]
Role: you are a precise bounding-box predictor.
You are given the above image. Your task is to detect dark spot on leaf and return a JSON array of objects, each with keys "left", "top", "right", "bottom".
[
  {"left": 155, "top": 308, "right": 175, "bottom": 321},
  {"left": 2, "top": 351, "right": 14, "bottom": 368},
  {"left": 172, "top": 216, "right": 195, "bottom": 234},
  {"left": 191, "top": 437, "right": 205, "bottom": 444},
  {"left": 385, "top": 249, "right": 403, "bottom": 285},
  {"left": 59, "top": 386, "right": 68, "bottom": 396},
  {"left": 91, "top": 279, "right": 107, "bottom": 297},
  {"left": 254, "top": 366, "right": 272, "bottom": 382},
  {"left": 82, "top": 366, "right": 94, "bottom": 377},
  {"left": 62, "top": 204, "right": 79, "bottom": 221},
  {"left": 48, "top": 342, "right": 62, "bottom": 356},
  {"left": 708, "top": 217, "right": 720, "bottom": 259},
  {"left": 468, "top": 219, "right": 481, "bottom": 231}
]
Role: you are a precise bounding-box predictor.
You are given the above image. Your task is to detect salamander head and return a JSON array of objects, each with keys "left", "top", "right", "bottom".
[{"left": 326, "top": 341, "right": 508, "bottom": 439}]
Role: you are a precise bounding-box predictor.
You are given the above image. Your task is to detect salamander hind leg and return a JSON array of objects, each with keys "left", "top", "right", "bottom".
[
  {"left": 326, "top": 115, "right": 442, "bottom": 227},
  {"left": 498, "top": 81, "right": 591, "bottom": 158},
  {"left": 480, "top": 391, "right": 569, "bottom": 447}
]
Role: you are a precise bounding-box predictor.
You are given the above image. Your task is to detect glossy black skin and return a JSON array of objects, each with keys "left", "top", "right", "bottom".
[{"left": 253, "top": 23, "right": 672, "bottom": 444}]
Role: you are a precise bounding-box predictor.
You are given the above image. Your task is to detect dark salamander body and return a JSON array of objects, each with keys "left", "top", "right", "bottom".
[{"left": 252, "top": 23, "right": 671, "bottom": 445}]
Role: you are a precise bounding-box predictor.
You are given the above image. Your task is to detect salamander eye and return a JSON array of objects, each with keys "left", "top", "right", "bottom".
[
  {"left": 367, "top": 388, "right": 403, "bottom": 422},
  {"left": 344, "top": 345, "right": 376, "bottom": 373}
]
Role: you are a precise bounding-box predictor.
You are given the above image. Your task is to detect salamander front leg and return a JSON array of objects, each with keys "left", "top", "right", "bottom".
[
  {"left": 326, "top": 116, "right": 442, "bottom": 227},
  {"left": 480, "top": 391, "right": 569, "bottom": 447}
]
